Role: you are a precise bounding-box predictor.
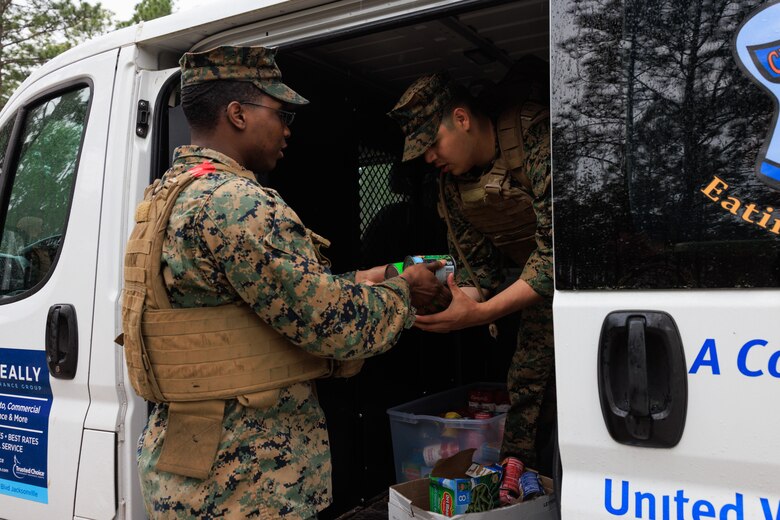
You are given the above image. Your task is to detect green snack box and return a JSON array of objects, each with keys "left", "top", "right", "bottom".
[{"left": 428, "top": 449, "right": 503, "bottom": 517}]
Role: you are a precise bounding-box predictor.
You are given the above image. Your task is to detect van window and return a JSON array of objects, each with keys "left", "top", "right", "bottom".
[
  {"left": 0, "top": 86, "right": 91, "bottom": 299},
  {"left": 552, "top": 0, "right": 780, "bottom": 290}
]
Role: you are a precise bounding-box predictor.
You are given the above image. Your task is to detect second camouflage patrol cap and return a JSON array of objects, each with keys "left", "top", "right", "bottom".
[
  {"left": 388, "top": 72, "right": 454, "bottom": 161},
  {"left": 179, "top": 46, "right": 309, "bottom": 105}
]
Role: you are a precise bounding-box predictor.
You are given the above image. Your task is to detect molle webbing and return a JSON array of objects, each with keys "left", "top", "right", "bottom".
[
  {"left": 497, "top": 101, "right": 549, "bottom": 186},
  {"left": 141, "top": 304, "right": 331, "bottom": 401},
  {"left": 450, "top": 102, "right": 548, "bottom": 267},
  {"left": 122, "top": 163, "right": 330, "bottom": 403},
  {"left": 120, "top": 161, "right": 331, "bottom": 479}
]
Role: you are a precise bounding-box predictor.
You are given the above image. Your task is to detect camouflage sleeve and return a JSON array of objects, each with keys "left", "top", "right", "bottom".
[
  {"left": 440, "top": 175, "right": 502, "bottom": 292},
  {"left": 199, "top": 179, "right": 413, "bottom": 360},
  {"left": 519, "top": 117, "right": 553, "bottom": 298}
]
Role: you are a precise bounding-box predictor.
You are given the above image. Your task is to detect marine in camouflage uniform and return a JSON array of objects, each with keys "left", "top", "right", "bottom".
[
  {"left": 134, "top": 46, "right": 443, "bottom": 519},
  {"left": 388, "top": 72, "right": 554, "bottom": 468}
]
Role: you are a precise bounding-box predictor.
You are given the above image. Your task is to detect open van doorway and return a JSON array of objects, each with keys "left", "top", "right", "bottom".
[{"left": 149, "top": 0, "right": 550, "bottom": 516}]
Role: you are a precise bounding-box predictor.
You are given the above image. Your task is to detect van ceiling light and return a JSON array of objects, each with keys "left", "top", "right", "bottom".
[{"left": 464, "top": 48, "right": 494, "bottom": 65}]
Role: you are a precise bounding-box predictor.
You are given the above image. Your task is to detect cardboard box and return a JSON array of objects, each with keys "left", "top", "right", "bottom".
[
  {"left": 428, "top": 449, "right": 502, "bottom": 516},
  {"left": 388, "top": 472, "right": 559, "bottom": 520}
]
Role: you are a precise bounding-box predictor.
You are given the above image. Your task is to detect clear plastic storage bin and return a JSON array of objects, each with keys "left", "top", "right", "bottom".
[{"left": 386, "top": 383, "right": 507, "bottom": 483}]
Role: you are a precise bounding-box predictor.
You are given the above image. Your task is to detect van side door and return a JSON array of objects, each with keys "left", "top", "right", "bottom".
[
  {"left": 552, "top": 0, "right": 780, "bottom": 518},
  {"left": 0, "top": 49, "right": 118, "bottom": 519}
]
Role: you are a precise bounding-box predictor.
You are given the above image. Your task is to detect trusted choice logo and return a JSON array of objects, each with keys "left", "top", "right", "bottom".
[
  {"left": 12, "top": 456, "right": 43, "bottom": 480},
  {"left": 734, "top": 1, "right": 780, "bottom": 190}
]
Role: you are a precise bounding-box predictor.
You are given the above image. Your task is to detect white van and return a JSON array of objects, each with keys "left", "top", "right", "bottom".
[{"left": 1, "top": 0, "right": 778, "bottom": 518}]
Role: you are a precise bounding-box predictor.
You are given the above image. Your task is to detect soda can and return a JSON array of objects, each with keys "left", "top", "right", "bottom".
[
  {"left": 499, "top": 456, "right": 524, "bottom": 505},
  {"left": 519, "top": 470, "right": 545, "bottom": 501},
  {"left": 403, "top": 255, "right": 456, "bottom": 284}
]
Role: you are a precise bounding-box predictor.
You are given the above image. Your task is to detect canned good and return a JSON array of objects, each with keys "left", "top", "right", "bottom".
[
  {"left": 519, "top": 470, "right": 545, "bottom": 501},
  {"left": 494, "top": 388, "right": 511, "bottom": 413},
  {"left": 422, "top": 440, "right": 460, "bottom": 466},
  {"left": 476, "top": 441, "right": 501, "bottom": 463},
  {"left": 383, "top": 261, "right": 405, "bottom": 280},
  {"left": 441, "top": 411, "right": 462, "bottom": 438},
  {"left": 403, "top": 254, "right": 456, "bottom": 284},
  {"left": 468, "top": 388, "right": 496, "bottom": 412},
  {"left": 462, "top": 429, "right": 486, "bottom": 450},
  {"left": 499, "top": 456, "right": 524, "bottom": 505}
]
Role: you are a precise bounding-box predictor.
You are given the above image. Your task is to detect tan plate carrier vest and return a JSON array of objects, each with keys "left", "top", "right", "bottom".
[
  {"left": 117, "top": 163, "right": 360, "bottom": 479},
  {"left": 439, "top": 101, "right": 549, "bottom": 333}
]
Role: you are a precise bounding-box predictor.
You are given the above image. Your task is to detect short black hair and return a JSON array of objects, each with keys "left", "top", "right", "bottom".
[
  {"left": 181, "top": 80, "right": 263, "bottom": 131},
  {"left": 440, "top": 83, "right": 487, "bottom": 125}
]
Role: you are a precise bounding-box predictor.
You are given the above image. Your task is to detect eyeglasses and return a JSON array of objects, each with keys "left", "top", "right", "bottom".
[{"left": 238, "top": 101, "right": 295, "bottom": 126}]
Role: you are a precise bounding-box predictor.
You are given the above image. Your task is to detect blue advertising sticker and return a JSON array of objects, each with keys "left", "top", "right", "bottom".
[
  {"left": 0, "top": 349, "right": 52, "bottom": 504},
  {"left": 734, "top": 1, "right": 780, "bottom": 189}
]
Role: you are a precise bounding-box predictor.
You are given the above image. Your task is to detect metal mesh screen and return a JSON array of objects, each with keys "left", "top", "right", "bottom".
[{"left": 358, "top": 145, "right": 407, "bottom": 239}]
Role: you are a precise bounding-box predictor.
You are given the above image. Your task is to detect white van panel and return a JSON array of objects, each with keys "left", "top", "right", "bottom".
[
  {"left": 555, "top": 290, "right": 780, "bottom": 519},
  {"left": 74, "top": 429, "right": 115, "bottom": 519},
  {"left": 0, "top": 48, "right": 119, "bottom": 519}
]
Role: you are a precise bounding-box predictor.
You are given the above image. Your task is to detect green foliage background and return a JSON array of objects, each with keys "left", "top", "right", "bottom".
[{"left": 0, "top": 0, "right": 174, "bottom": 107}]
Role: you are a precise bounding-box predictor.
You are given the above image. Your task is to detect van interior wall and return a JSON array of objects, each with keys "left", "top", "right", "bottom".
[{"left": 274, "top": 55, "right": 519, "bottom": 517}]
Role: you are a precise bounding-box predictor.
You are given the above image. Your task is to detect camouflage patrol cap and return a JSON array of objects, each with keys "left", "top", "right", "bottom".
[
  {"left": 388, "top": 72, "right": 454, "bottom": 161},
  {"left": 179, "top": 46, "right": 308, "bottom": 105}
]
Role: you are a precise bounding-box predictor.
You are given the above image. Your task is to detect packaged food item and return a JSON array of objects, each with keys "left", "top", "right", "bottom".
[
  {"left": 422, "top": 440, "right": 460, "bottom": 467},
  {"left": 468, "top": 387, "right": 496, "bottom": 412},
  {"left": 460, "top": 411, "right": 491, "bottom": 451},
  {"left": 384, "top": 261, "right": 405, "bottom": 279},
  {"left": 494, "top": 388, "right": 511, "bottom": 413},
  {"left": 402, "top": 460, "right": 434, "bottom": 481},
  {"left": 384, "top": 255, "right": 456, "bottom": 284},
  {"left": 428, "top": 449, "right": 503, "bottom": 516},
  {"left": 499, "top": 456, "right": 524, "bottom": 505},
  {"left": 520, "top": 470, "right": 546, "bottom": 501},
  {"left": 403, "top": 255, "right": 456, "bottom": 284},
  {"left": 441, "top": 412, "right": 462, "bottom": 439}
]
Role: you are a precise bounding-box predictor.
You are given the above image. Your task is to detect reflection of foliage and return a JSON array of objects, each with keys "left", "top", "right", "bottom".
[
  {"left": 0, "top": 118, "right": 12, "bottom": 175},
  {"left": 116, "top": 0, "right": 174, "bottom": 29},
  {"left": 4, "top": 87, "right": 89, "bottom": 244},
  {"left": 0, "top": 1, "right": 112, "bottom": 106},
  {"left": 553, "top": 0, "right": 774, "bottom": 287}
]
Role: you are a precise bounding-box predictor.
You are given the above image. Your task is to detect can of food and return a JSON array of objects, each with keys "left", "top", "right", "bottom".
[
  {"left": 383, "top": 261, "right": 405, "bottom": 280},
  {"left": 519, "top": 470, "right": 545, "bottom": 501},
  {"left": 499, "top": 456, "right": 524, "bottom": 505},
  {"left": 422, "top": 440, "right": 460, "bottom": 466},
  {"left": 441, "top": 411, "right": 462, "bottom": 439},
  {"left": 462, "top": 411, "right": 491, "bottom": 450},
  {"left": 403, "top": 255, "right": 456, "bottom": 284},
  {"left": 468, "top": 388, "right": 496, "bottom": 412}
]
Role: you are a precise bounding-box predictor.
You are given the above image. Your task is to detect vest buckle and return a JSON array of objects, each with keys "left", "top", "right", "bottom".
[{"left": 484, "top": 182, "right": 503, "bottom": 197}]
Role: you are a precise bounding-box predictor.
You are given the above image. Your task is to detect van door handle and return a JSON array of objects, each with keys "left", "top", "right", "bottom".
[
  {"left": 598, "top": 311, "right": 687, "bottom": 447},
  {"left": 46, "top": 304, "right": 78, "bottom": 379},
  {"left": 626, "top": 317, "right": 651, "bottom": 440}
]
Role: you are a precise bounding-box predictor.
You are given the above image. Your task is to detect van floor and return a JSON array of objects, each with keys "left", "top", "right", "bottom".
[{"left": 334, "top": 491, "right": 389, "bottom": 520}]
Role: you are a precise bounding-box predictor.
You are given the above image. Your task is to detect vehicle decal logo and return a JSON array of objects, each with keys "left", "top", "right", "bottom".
[
  {"left": 12, "top": 456, "right": 43, "bottom": 480},
  {"left": 734, "top": 1, "right": 780, "bottom": 190}
]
